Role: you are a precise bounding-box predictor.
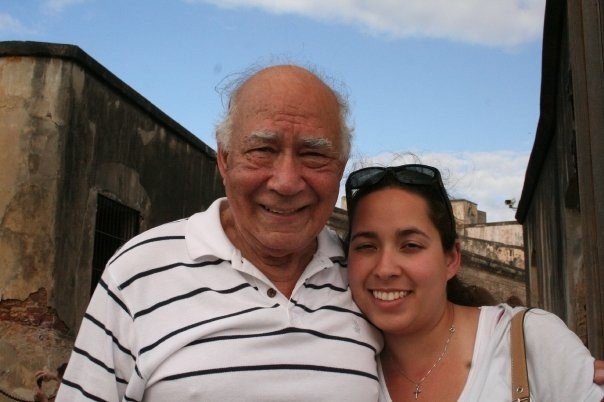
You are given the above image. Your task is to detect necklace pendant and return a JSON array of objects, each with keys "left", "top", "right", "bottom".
[{"left": 413, "top": 384, "right": 421, "bottom": 399}]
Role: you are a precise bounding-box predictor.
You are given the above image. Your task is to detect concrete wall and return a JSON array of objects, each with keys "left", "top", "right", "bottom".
[
  {"left": 0, "top": 41, "right": 225, "bottom": 395},
  {"left": 451, "top": 202, "right": 526, "bottom": 304},
  {"left": 458, "top": 258, "right": 526, "bottom": 304},
  {"left": 461, "top": 236, "right": 524, "bottom": 268},
  {"left": 451, "top": 199, "right": 486, "bottom": 225},
  {"left": 462, "top": 222, "right": 523, "bottom": 247},
  {"left": 0, "top": 52, "right": 64, "bottom": 304}
]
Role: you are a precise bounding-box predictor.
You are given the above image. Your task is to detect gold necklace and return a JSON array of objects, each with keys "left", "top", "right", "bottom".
[{"left": 387, "top": 315, "right": 456, "bottom": 400}]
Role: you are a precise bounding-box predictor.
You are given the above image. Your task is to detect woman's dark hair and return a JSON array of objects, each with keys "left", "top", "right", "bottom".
[{"left": 345, "top": 173, "right": 495, "bottom": 306}]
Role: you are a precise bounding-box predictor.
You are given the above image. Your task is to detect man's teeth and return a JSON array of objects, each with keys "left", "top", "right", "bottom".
[
  {"left": 372, "top": 290, "right": 410, "bottom": 301},
  {"left": 264, "top": 206, "right": 299, "bottom": 214}
]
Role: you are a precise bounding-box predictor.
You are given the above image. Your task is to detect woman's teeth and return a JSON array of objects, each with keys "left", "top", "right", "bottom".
[{"left": 372, "top": 290, "right": 410, "bottom": 301}]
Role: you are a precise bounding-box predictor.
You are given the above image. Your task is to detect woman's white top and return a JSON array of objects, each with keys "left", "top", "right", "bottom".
[{"left": 378, "top": 304, "right": 604, "bottom": 401}]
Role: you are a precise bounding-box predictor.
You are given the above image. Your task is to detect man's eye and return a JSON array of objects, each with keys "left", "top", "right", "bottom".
[
  {"left": 302, "top": 151, "right": 327, "bottom": 157},
  {"left": 300, "top": 152, "right": 331, "bottom": 167},
  {"left": 250, "top": 147, "right": 275, "bottom": 154}
]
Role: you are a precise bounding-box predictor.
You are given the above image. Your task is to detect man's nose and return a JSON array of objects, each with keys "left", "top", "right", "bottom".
[{"left": 266, "top": 154, "right": 306, "bottom": 195}]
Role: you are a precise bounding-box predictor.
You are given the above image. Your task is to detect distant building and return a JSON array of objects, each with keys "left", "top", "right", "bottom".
[
  {"left": 451, "top": 198, "right": 487, "bottom": 226},
  {"left": 516, "top": 0, "right": 604, "bottom": 356},
  {"left": 0, "top": 41, "right": 224, "bottom": 396},
  {"left": 451, "top": 200, "right": 526, "bottom": 304}
]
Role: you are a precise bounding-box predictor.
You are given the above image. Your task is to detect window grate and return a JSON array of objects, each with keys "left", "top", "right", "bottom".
[{"left": 91, "top": 195, "right": 140, "bottom": 294}]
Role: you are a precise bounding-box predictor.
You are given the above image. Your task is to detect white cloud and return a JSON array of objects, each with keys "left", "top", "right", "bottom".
[
  {"left": 0, "top": 13, "right": 26, "bottom": 33},
  {"left": 187, "top": 0, "right": 545, "bottom": 47},
  {"left": 43, "top": 0, "right": 88, "bottom": 13},
  {"left": 340, "top": 150, "right": 529, "bottom": 222}
]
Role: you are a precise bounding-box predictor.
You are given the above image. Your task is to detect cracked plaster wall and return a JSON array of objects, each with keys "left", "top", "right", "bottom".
[
  {"left": 0, "top": 56, "right": 68, "bottom": 302},
  {"left": 0, "top": 45, "right": 225, "bottom": 394}
]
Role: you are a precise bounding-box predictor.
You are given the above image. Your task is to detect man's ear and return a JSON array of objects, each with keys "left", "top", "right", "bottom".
[
  {"left": 445, "top": 240, "right": 461, "bottom": 280},
  {"left": 217, "top": 145, "right": 229, "bottom": 178}
]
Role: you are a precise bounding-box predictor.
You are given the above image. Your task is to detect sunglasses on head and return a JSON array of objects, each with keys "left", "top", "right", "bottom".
[{"left": 345, "top": 164, "right": 456, "bottom": 233}]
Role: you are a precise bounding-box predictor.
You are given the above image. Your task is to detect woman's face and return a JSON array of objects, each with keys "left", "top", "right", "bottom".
[{"left": 348, "top": 187, "right": 459, "bottom": 335}]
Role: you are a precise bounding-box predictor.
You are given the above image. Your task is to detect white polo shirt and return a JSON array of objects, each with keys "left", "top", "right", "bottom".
[{"left": 58, "top": 198, "right": 382, "bottom": 402}]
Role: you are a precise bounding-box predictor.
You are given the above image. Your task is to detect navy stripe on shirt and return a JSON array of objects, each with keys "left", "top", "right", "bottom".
[
  {"left": 139, "top": 304, "right": 280, "bottom": 355},
  {"left": 133, "top": 282, "right": 257, "bottom": 319},
  {"left": 84, "top": 313, "right": 135, "bottom": 360},
  {"left": 303, "top": 282, "right": 347, "bottom": 292},
  {"left": 60, "top": 379, "right": 109, "bottom": 402},
  {"left": 99, "top": 279, "right": 131, "bottom": 316},
  {"left": 108, "top": 236, "right": 186, "bottom": 266},
  {"left": 290, "top": 298, "right": 368, "bottom": 321},
  {"left": 187, "top": 326, "right": 378, "bottom": 353},
  {"left": 72, "top": 346, "right": 128, "bottom": 384},
  {"left": 159, "top": 363, "right": 378, "bottom": 382},
  {"left": 118, "top": 259, "right": 225, "bottom": 290}
]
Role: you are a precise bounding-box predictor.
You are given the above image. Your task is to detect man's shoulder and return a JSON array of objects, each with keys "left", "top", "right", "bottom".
[
  {"left": 316, "top": 226, "right": 346, "bottom": 260},
  {"left": 115, "top": 198, "right": 224, "bottom": 261},
  {"left": 123, "top": 218, "right": 189, "bottom": 250}
]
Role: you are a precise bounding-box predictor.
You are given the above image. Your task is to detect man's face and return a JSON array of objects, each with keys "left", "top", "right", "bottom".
[{"left": 218, "top": 67, "right": 346, "bottom": 258}]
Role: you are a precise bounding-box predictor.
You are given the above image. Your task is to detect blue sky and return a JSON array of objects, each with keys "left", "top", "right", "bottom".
[{"left": 1, "top": 0, "right": 546, "bottom": 221}]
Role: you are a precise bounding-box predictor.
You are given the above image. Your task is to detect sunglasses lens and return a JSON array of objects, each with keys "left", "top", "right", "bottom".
[
  {"left": 393, "top": 166, "right": 435, "bottom": 185},
  {"left": 348, "top": 168, "right": 386, "bottom": 189},
  {"left": 346, "top": 164, "right": 455, "bottom": 234}
]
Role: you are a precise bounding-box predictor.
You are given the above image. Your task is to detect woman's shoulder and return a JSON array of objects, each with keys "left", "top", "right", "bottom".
[{"left": 477, "top": 304, "right": 560, "bottom": 325}]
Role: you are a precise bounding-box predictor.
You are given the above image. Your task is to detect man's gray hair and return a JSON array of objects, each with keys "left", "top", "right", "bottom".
[{"left": 215, "top": 65, "right": 353, "bottom": 161}]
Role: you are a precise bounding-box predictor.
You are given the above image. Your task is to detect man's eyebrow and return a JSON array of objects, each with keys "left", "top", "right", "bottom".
[
  {"left": 244, "top": 130, "right": 278, "bottom": 144},
  {"left": 242, "top": 132, "right": 337, "bottom": 153},
  {"left": 300, "top": 137, "right": 335, "bottom": 150}
]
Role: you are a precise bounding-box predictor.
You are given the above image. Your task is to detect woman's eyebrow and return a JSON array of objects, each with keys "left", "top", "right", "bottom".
[
  {"left": 396, "top": 227, "right": 429, "bottom": 239},
  {"left": 350, "top": 231, "right": 378, "bottom": 242}
]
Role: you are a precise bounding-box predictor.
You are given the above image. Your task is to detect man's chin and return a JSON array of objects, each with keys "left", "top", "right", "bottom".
[{"left": 256, "top": 231, "right": 318, "bottom": 256}]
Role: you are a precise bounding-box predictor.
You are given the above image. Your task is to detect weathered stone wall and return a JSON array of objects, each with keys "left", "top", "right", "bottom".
[
  {"left": 458, "top": 260, "right": 526, "bottom": 305},
  {"left": 0, "top": 55, "right": 69, "bottom": 397},
  {"left": 0, "top": 289, "right": 72, "bottom": 399},
  {"left": 456, "top": 220, "right": 526, "bottom": 304},
  {"left": 452, "top": 199, "right": 477, "bottom": 225},
  {"left": 0, "top": 41, "right": 225, "bottom": 396},
  {"left": 0, "top": 54, "right": 65, "bottom": 304},
  {"left": 461, "top": 236, "right": 524, "bottom": 268},
  {"left": 462, "top": 222, "right": 523, "bottom": 247}
]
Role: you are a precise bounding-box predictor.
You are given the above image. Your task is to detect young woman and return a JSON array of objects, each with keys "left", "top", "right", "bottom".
[{"left": 345, "top": 164, "right": 604, "bottom": 401}]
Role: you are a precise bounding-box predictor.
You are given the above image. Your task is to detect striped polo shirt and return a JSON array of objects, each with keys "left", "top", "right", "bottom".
[{"left": 58, "top": 198, "right": 383, "bottom": 402}]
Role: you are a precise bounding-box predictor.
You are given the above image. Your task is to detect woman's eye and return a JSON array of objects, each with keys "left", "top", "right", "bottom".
[
  {"left": 353, "top": 243, "right": 376, "bottom": 252},
  {"left": 401, "top": 242, "right": 422, "bottom": 251}
]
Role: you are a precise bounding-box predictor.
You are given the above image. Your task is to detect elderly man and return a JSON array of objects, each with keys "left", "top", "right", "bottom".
[{"left": 57, "top": 65, "right": 382, "bottom": 401}]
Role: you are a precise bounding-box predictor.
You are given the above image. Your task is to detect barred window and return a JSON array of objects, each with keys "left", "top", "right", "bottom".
[{"left": 91, "top": 195, "right": 140, "bottom": 294}]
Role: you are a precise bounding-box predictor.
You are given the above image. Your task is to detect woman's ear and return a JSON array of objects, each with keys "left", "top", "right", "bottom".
[{"left": 445, "top": 240, "right": 461, "bottom": 280}]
